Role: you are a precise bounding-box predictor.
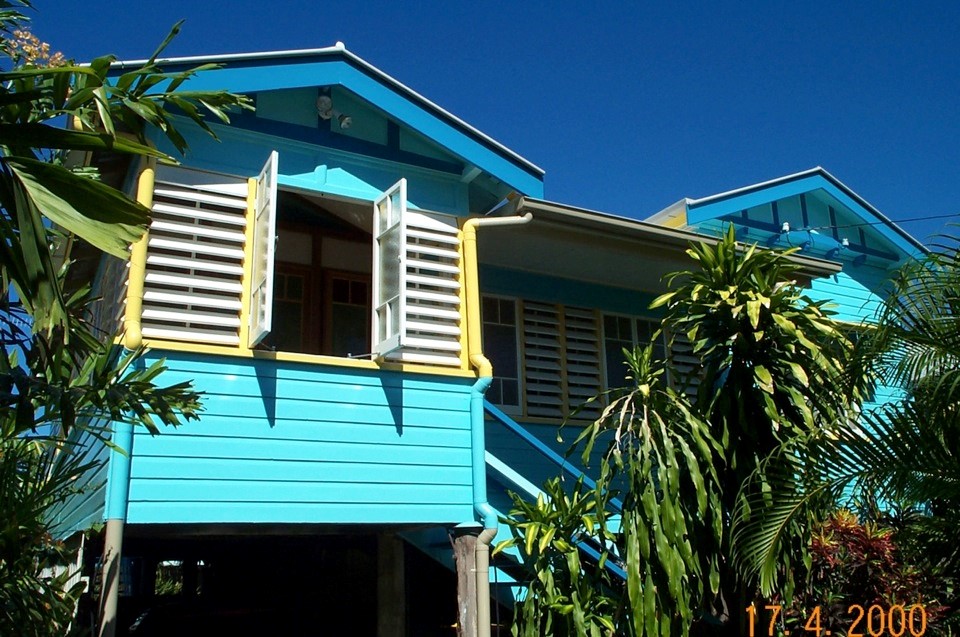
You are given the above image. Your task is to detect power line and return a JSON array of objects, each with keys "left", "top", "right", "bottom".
[{"left": 808, "top": 212, "right": 959, "bottom": 233}]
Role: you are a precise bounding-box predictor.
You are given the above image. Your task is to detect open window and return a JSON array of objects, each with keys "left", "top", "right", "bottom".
[
  {"left": 137, "top": 165, "right": 463, "bottom": 368},
  {"left": 258, "top": 191, "right": 372, "bottom": 357},
  {"left": 259, "top": 178, "right": 463, "bottom": 367}
]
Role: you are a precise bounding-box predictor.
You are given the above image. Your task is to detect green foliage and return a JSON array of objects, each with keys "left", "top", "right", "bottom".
[
  {"left": 154, "top": 561, "right": 184, "bottom": 597},
  {"left": 579, "top": 345, "right": 724, "bottom": 637},
  {"left": 0, "top": 0, "right": 253, "bottom": 333},
  {"left": 651, "top": 225, "right": 858, "bottom": 453},
  {"left": 498, "top": 476, "right": 622, "bottom": 636},
  {"left": 866, "top": 233, "right": 960, "bottom": 406},
  {"left": 502, "top": 227, "right": 867, "bottom": 636},
  {"left": 0, "top": 3, "right": 253, "bottom": 634},
  {"left": 776, "top": 510, "right": 952, "bottom": 636},
  {"left": 651, "top": 225, "right": 861, "bottom": 606},
  {"left": 1, "top": 280, "right": 202, "bottom": 441},
  {"left": 0, "top": 438, "right": 94, "bottom": 636},
  {"left": 501, "top": 346, "right": 725, "bottom": 637},
  {"left": 734, "top": 233, "right": 960, "bottom": 609}
]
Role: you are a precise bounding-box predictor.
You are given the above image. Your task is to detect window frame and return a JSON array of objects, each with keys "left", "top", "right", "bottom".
[
  {"left": 481, "top": 294, "right": 523, "bottom": 415},
  {"left": 600, "top": 312, "right": 665, "bottom": 390}
]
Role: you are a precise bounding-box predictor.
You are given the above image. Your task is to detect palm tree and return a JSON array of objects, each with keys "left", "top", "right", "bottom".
[
  {"left": 0, "top": 4, "right": 252, "bottom": 633},
  {"left": 733, "top": 233, "right": 960, "bottom": 611}
]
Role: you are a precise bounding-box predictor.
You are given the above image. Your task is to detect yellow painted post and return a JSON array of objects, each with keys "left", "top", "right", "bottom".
[
  {"left": 461, "top": 219, "right": 492, "bottom": 377},
  {"left": 456, "top": 228, "right": 470, "bottom": 371},
  {"left": 236, "top": 177, "right": 258, "bottom": 352},
  {"left": 122, "top": 159, "right": 155, "bottom": 350}
]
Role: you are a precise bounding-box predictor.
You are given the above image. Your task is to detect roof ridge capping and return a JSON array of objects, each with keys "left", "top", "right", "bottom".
[{"left": 110, "top": 42, "right": 545, "bottom": 178}]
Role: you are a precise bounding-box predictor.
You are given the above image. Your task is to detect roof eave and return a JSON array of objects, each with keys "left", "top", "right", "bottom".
[
  {"left": 514, "top": 196, "right": 843, "bottom": 278},
  {"left": 110, "top": 45, "right": 545, "bottom": 179}
]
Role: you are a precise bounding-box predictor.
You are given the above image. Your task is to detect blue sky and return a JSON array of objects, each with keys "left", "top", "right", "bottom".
[{"left": 34, "top": 1, "right": 960, "bottom": 243}]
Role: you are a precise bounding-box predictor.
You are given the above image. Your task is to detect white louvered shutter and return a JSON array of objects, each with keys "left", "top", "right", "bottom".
[
  {"left": 372, "top": 179, "right": 462, "bottom": 366},
  {"left": 563, "top": 307, "right": 603, "bottom": 420},
  {"left": 522, "top": 302, "right": 564, "bottom": 417},
  {"left": 248, "top": 151, "right": 279, "bottom": 347},
  {"left": 372, "top": 179, "right": 407, "bottom": 356},
  {"left": 522, "top": 303, "right": 603, "bottom": 420},
  {"left": 141, "top": 166, "right": 250, "bottom": 345},
  {"left": 668, "top": 330, "right": 701, "bottom": 397}
]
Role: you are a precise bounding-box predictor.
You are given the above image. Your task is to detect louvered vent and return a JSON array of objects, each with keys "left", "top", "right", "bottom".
[
  {"left": 522, "top": 303, "right": 604, "bottom": 420},
  {"left": 385, "top": 210, "right": 463, "bottom": 367},
  {"left": 139, "top": 173, "right": 249, "bottom": 346},
  {"left": 563, "top": 307, "right": 603, "bottom": 420},
  {"left": 93, "top": 255, "right": 128, "bottom": 336},
  {"left": 668, "top": 330, "right": 701, "bottom": 397},
  {"left": 522, "top": 302, "right": 564, "bottom": 418}
]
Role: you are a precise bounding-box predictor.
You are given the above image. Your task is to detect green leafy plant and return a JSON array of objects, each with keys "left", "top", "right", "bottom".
[
  {"left": 497, "top": 476, "right": 622, "bottom": 637},
  {"left": 652, "top": 225, "right": 862, "bottom": 617},
  {"left": 0, "top": 0, "right": 253, "bottom": 334},
  {"left": 500, "top": 345, "right": 725, "bottom": 637},
  {"left": 503, "top": 227, "right": 866, "bottom": 636},
  {"left": 774, "top": 510, "right": 950, "bottom": 637},
  {"left": 733, "top": 233, "right": 960, "bottom": 611},
  {"left": 0, "top": 3, "right": 253, "bottom": 634}
]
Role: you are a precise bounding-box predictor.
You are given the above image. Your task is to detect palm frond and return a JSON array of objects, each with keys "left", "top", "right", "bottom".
[{"left": 733, "top": 393, "right": 960, "bottom": 596}]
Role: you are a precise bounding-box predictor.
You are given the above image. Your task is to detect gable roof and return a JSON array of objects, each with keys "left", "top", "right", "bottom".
[
  {"left": 648, "top": 167, "right": 925, "bottom": 261},
  {"left": 112, "top": 44, "right": 545, "bottom": 197}
]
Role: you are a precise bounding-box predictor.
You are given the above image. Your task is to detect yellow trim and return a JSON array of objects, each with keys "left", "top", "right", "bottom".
[
  {"left": 236, "top": 177, "right": 258, "bottom": 352},
  {"left": 661, "top": 212, "right": 687, "bottom": 229},
  {"left": 462, "top": 218, "right": 492, "bottom": 377},
  {"left": 456, "top": 228, "right": 470, "bottom": 371},
  {"left": 460, "top": 213, "right": 533, "bottom": 377},
  {"left": 138, "top": 338, "right": 476, "bottom": 378},
  {"left": 122, "top": 159, "right": 155, "bottom": 349}
]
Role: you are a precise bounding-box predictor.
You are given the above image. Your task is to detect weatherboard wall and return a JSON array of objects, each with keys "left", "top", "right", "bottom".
[
  {"left": 50, "top": 425, "right": 111, "bottom": 537},
  {"left": 124, "top": 352, "right": 476, "bottom": 525}
]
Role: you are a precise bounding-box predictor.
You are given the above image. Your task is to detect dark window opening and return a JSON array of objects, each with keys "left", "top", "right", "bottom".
[{"left": 260, "top": 192, "right": 372, "bottom": 357}]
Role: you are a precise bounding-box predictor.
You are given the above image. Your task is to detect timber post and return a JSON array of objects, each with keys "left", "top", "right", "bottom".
[
  {"left": 377, "top": 533, "right": 406, "bottom": 637},
  {"left": 453, "top": 525, "right": 480, "bottom": 637}
]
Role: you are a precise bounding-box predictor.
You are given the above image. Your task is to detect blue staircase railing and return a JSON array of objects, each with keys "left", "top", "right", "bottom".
[
  {"left": 483, "top": 400, "right": 623, "bottom": 511},
  {"left": 483, "top": 400, "right": 626, "bottom": 580}
]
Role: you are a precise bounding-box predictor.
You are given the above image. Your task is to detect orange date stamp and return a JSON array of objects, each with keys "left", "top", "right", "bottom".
[{"left": 746, "top": 603, "right": 928, "bottom": 637}]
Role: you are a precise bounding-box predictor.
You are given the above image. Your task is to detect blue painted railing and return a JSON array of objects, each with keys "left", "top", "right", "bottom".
[
  {"left": 483, "top": 400, "right": 623, "bottom": 511},
  {"left": 483, "top": 401, "right": 626, "bottom": 580}
]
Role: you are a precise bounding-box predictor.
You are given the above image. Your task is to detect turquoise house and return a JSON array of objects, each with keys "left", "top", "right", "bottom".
[{"left": 56, "top": 45, "right": 921, "bottom": 637}]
